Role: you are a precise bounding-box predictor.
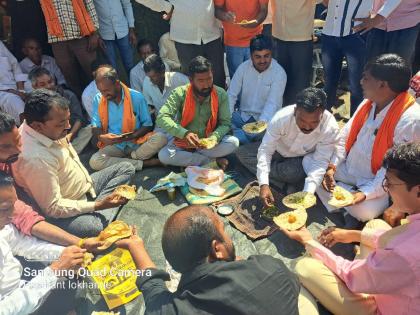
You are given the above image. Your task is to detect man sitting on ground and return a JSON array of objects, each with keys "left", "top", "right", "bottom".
[
  {"left": 228, "top": 34, "right": 286, "bottom": 144},
  {"left": 29, "top": 67, "right": 92, "bottom": 153},
  {"left": 157, "top": 56, "right": 239, "bottom": 168},
  {"left": 20, "top": 37, "right": 67, "bottom": 88},
  {"left": 130, "top": 39, "right": 169, "bottom": 92},
  {"left": 319, "top": 54, "right": 420, "bottom": 225},
  {"left": 89, "top": 65, "right": 167, "bottom": 171},
  {"left": 236, "top": 87, "right": 339, "bottom": 204},
  {"left": 116, "top": 205, "right": 310, "bottom": 314},
  {"left": 0, "top": 170, "right": 86, "bottom": 315},
  {"left": 0, "top": 112, "right": 103, "bottom": 250},
  {"left": 143, "top": 54, "right": 189, "bottom": 120},
  {"left": 282, "top": 142, "right": 420, "bottom": 315},
  {"left": 12, "top": 89, "right": 135, "bottom": 237},
  {"left": 0, "top": 41, "right": 29, "bottom": 124}
]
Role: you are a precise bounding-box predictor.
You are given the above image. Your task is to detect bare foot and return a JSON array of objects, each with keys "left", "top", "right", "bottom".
[
  {"left": 216, "top": 158, "right": 229, "bottom": 171},
  {"left": 143, "top": 158, "right": 163, "bottom": 168}
]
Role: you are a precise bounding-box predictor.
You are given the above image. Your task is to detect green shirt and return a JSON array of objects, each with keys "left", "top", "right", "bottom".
[{"left": 156, "top": 85, "right": 232, "bottom": 142}]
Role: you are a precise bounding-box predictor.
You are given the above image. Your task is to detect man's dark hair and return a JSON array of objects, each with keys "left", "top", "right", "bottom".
[
  {"left": 188, "top": 56, "right": 212, "bottom": 77},
  {"left": 22, "top": 37, "right": 41, "bottom": 48},
  {"left": 295, "top": 87, "right": 327, "bottom": 112},
  {"left": 143, "top": 54, "right": 166, "bottom": 73},
  {"left": 0, "top": 170, "right": 14, "bottom": 188},
  {"left": 0, "top": 113, "right": 16, "bottom": 135},
  {"left": 28, "top": 67, "right": 52, "bottom": 85},
  {"left": 136, "top": 39, "right": 155, "bottom": 53},
  {"left": 383, "top": 142, "right": 420, "bottom": 189},
  {"left": 23, "top": 89, "right": 69, "bottom": 124},
  {"left": 250, "top": 34, "right": 272, "bottom": 53},
  {"left": 364, "top": 54, "right": 412, "bottom": 93},
  {"left": 94, "top": 66, "right": 119, "bottom": 84},
  {"left": 162, "top": 205, "right": 224, "bottom": 273}
]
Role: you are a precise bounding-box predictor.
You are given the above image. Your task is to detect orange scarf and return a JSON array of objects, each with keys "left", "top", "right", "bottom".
[
  {"left": 174, "top": 85, "right": 219, "bottom": 149},
  {"left": 97, "top": 82, "right": 154, "bottom": 149},
  {"left": 40, "top": 0, "right": 96, "bottom": 38},
  {"left": 345, "top": 92, "right": 415, "bottom": 174}
]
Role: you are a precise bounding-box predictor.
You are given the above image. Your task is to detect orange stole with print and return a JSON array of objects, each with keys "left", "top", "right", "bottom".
[
  {"left": 174, "top": 85, "right": 219, "bottom": 149},
  {"left": 345, "top": 92, "right": 415, "bottom": 174},
  {"left": 97, "top": 82, "right": 154, "bottom": 149}
]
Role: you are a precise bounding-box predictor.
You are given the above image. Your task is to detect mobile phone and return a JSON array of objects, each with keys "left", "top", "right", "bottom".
[{"left": 120, "top": 132, "right": 134, "bottom": 139}]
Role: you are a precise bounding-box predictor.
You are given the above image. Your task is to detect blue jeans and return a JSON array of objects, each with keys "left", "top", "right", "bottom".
[
  {"left": 366, "top": 24, "right": 420, "bottom": 64},
  {"left": 225, "top": 45, "right": 251, "bottom": 78},
  {"left": 322, "top": 33, "right": 367, "bottom": 115},
  {"left": 231, "top": 111, "right": 265, "bottom": 144},
  {"left": 104, "top": 34, "right": 134, "bottom": 74}
]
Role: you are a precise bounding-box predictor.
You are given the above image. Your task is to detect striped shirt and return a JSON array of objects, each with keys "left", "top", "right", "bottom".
[{"left": 323, "top": 0, "right": 373, "bottom": 37}]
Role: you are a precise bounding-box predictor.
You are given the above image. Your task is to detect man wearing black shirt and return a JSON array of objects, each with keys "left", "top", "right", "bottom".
[{"left": 116, "top": 205, "right": 302, "bottom": 315}]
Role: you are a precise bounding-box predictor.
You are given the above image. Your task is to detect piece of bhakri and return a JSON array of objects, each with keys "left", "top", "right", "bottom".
[
  {"left": 273, "top": 208, "right": 307, "bottom": 231},
  {"left": 199, "top": 137, "right": 217, "bottom": 149},
  {"left": 242, "top": 121, "right": 267, "bottom": 134},
  {"left": 282, "top": 192, "right": 316, "bottom": 209},
  {"left": 328, "top": 186, "right": 354, "bottom": 208},
  {"left": 114, "top": 185, "right": 137, "bottom": 200},
  {"left": 97, "top": 221, "right": 133, "bottom": 250}
]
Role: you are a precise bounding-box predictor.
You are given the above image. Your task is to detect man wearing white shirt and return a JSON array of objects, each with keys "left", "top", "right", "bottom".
[
  {"left": 135, "top": 0, "right": 225, "bottom": 87},
  {"left": 143, "top": 54, "right": 189, "bottom": 114},
  {"left": 228, "top": 35, "right": 286, "bottom": 144},
  {"left": 237, "top": 88, "right": 339, "bottom": 206},
  {"left": 0, "top": 42, "right": 29, "bottom": 124},
  {"left": 319, "top": 54, "right": 420, "bottom": 223},
  {"left": 82, "top": 60, "right": 102, "bottom": 119},
  {"left": 0, "top": 170, "right": 85, "bottom": 315}
]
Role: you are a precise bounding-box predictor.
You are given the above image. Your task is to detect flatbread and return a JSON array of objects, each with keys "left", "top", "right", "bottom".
[
  {"left": 82, "top": 252, "right": 94, "bottom": 268},
  {"left": 273, "top": 208, "right": 307, "bottom": 231},
  {"left": 242, "top": 121, "right": 267, "bottom": 134},
  {"left": 189, "top": 187, "right": 210, "bottom": 196},
  {"left": 328, "top": 186, "right": 354, "bottom": 208},
  {"left": 199, "top": 138, "right": 217, "bottom": 149},
  {"left": 114, "top": 185, "right": 137, "bottom": 200},
  {"left": 282, "top": 192, "right": 316, "bottom": 209},
  {"left": 235, "top": 19, "right": 258, "bottom": 25},
  {"left": 97, "top": 220, "right": 133, "bottom": 250}
]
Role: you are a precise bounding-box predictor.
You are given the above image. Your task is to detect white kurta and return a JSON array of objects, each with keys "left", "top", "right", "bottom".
[{"left": 316, "top": 100, "right": 420, "bottom": 221}]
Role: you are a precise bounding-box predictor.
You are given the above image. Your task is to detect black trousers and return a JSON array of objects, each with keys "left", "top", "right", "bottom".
[
  {"left": 175, "top": 38, "right": 226, "bottom": 88},
  {"left": 273, "top": 38, "right": 313, "bottom": 106}
]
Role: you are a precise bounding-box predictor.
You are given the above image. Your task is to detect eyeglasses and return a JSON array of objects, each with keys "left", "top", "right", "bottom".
[{"left": 382, "top": 177, "right": 406, "bottom": 192}]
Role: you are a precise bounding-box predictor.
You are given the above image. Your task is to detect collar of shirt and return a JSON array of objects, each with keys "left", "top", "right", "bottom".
[{"left": 21, "top": 121, "right": 56, "bottom": 149}]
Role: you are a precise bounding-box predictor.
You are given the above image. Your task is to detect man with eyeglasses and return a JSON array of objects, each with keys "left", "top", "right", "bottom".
[
  {"left": 317, "top": 54, "right": 420, "bottom": 226},
  {"left": 281, "top": 142, "right": 420, "bottom": 315}
]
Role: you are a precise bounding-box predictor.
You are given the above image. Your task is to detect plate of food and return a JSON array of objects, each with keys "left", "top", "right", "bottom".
[
  {"left": 273, "top": 208, "right": 307, "bottom": 231},
  {"left": 242, "top": 121, "right": 267, "bottom": 134},
  {"left": 261, "top": 205, "right": 282, "bottom": 222},
  {"left": 328, "top": 186, "right": 354, "bottom": 208},
  {"left": 114, "top": 184, "right": 137, "bottom": 200},
  {"left": 97, "top": 220, "right": 133, "bottom": 250},
  {"left": 199, "top": 137, "right": 217, "bottom": 149},
  {"left": 282, "top": 192, "right": 316, "bottom": 209},
  {"left": 235, "top": 19, "right": 258, "bottom": 25},
  {"left": 217, "top": 205, "right": 234, "bottom": 216}
]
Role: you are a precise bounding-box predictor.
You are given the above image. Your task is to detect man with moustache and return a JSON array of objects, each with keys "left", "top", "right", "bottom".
[
  {"left": 115, "top": 205, "right": 305, "bottom": 314},
  {"left": 157, "top": 56, "right": 239, "bottom": 168},
  {"left": 228, "top": 35, "right": 287, "bottom": 144},
  {"left": 12, "top": 89, "right": 135, "bottom": 237},
  {"left": 236, "top": 87, "right": 340, "bottom": 204}
]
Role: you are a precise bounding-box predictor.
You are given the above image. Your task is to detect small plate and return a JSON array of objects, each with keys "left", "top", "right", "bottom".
[{"left": 217, "top": 205, "right": 234, "bottom": 216}]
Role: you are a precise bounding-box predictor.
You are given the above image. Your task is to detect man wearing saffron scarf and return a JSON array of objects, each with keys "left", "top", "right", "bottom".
[
  {"left": 316, "top": 54, "right": 420, "bottom": 225},
  {"left": 157, "top": 56, "right": 239, "bottom": 168},
  {"left": 39, "top": 0, "right": 103, "bottom": 97},
  {"left": 89, "top": 65, "right": 168, "bottom": 171}
]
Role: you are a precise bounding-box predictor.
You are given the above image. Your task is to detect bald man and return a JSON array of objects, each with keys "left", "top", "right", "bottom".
[
  {"left": 116, "top": 205, "right": 317, "bottom": 315},
  {"left": 89, "top": 65, "right": 167, "bottom": 171}
]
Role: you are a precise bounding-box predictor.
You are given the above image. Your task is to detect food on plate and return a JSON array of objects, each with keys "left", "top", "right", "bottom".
[
  {"left": 273, "top": 208, "right": 307, "bottom": 231},
  {"left": 242, "top": 121, "right": 267, "bottom": 134},
  {"left": 236, "top": 19, "right": 258, "bottom": 25},
  {"left": 282, "top": 192, "right": 316, "bottom": 209},
  {"left": 114, "top": 185, "right": 137, "bottom": 200},
  {"left": 199, "top": 137, "right": 217, "bottom": 149},
  {"left": 189, "top": 187, "right": 210, "bottom": 196},
  {"left": 97, "top": 220, "right": 133, "bottom": 250},
  {"left": 328, "top": 186, "right": 354, "bottom": 207},
  {"left": 217, "top": 205, "right": 234, "bottom": 216},
  {"left": 261, "top": 205, "right": 281, "bottom": 221}
]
